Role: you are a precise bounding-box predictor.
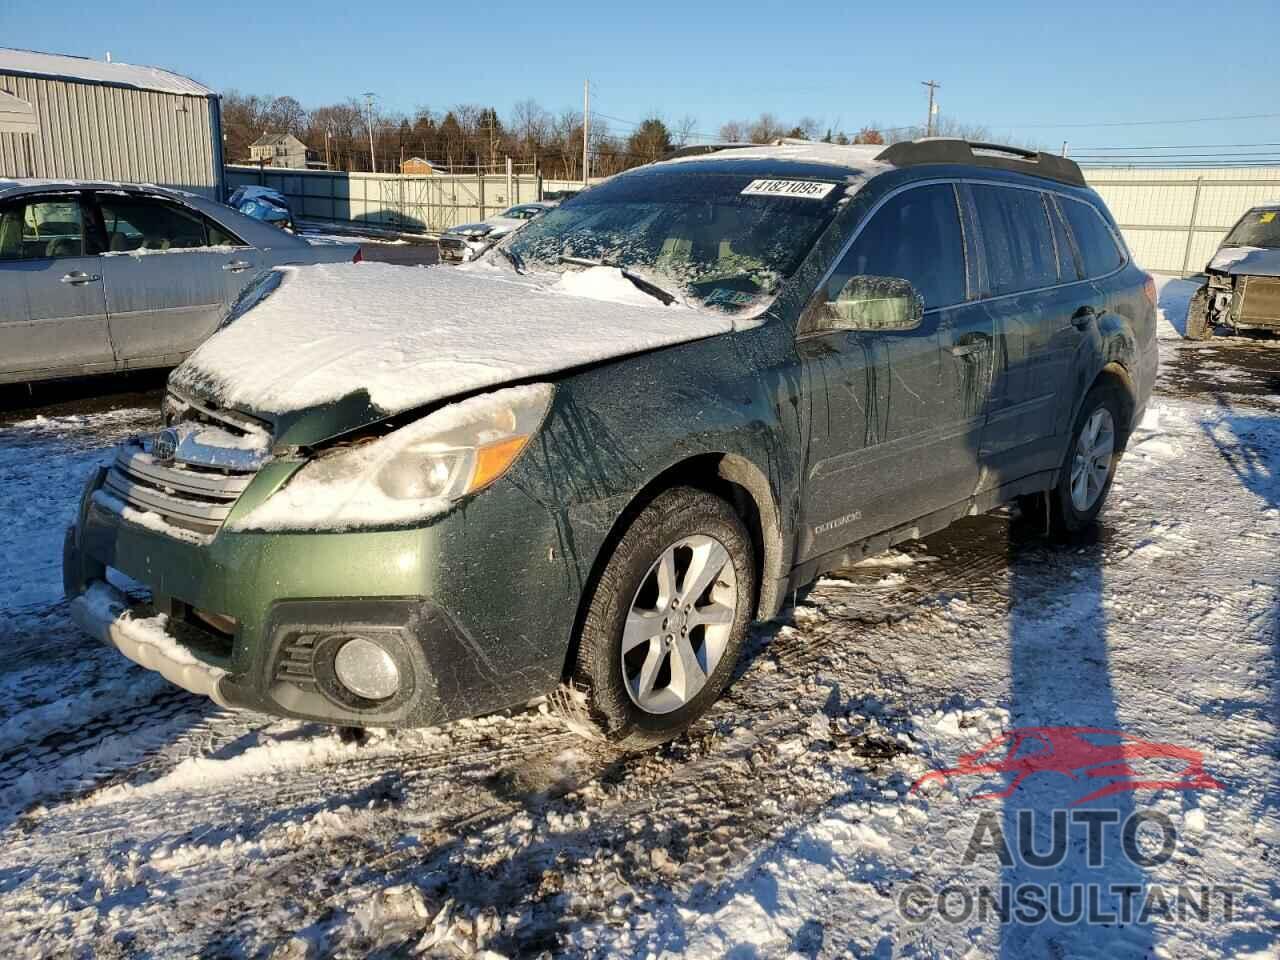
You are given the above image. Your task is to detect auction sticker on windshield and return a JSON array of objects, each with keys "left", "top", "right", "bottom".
[{"left": 740, "top": 179, "right": 837, "bottom": 200}]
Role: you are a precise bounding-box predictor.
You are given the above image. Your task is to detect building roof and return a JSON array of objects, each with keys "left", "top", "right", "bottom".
[
  {"left": 0, "top": 47, "right": 213, "bottom": 97},
  {"left": 251, "top": 132, "right": 305, "bottom": 148}
]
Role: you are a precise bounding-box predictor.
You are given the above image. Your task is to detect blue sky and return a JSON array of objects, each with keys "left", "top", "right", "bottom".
[{"left": 5, "top": 0, "right": 1278, "bottom": 156}]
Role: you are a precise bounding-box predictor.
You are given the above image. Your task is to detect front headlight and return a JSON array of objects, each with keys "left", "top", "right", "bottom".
[{"left": 233, "top": 384, "right": 553, "bottom": 531}]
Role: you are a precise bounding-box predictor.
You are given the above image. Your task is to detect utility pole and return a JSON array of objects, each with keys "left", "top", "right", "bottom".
[
  {"left": 921, "top": 80, "right": 941, "bottom": 137},
  {"left": 363, "top": 92, "right": 377, "bottom": 173},
  {"left": 582, "top": 78, "right": 590, "bottom": 187}
]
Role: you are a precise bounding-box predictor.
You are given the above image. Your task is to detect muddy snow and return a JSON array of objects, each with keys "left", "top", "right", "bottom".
[{"left": 0, "top": 278, "right": 1276, "bottom": 958}]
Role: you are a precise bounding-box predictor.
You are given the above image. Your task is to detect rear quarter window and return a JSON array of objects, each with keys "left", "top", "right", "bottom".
[{"left": 1059, "top": 197, "right": 1124, "bottom": 278}]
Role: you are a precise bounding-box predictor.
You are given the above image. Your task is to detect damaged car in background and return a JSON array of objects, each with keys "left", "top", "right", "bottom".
[
  {"left": 1187, "top": 201, "right": 1280, "bottom": 339},
  {"left": 436, "top": 201, "right": 557, "bottom": 263},
  {"left": 64, "top": 139, "right": 1156, "bottom": 750}
]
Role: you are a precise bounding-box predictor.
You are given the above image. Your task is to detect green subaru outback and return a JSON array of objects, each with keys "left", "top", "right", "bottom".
[{"left": 65, "top": 139, "right": 1157, "bottom": 747}]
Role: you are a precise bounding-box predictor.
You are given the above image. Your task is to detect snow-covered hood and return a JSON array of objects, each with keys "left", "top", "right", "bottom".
[
  {"left": 171, "top": 261, "right": 741, "bottom": 432},
  {"left": 1207, "top": 245, "right": 1280, "bottom": 277}
]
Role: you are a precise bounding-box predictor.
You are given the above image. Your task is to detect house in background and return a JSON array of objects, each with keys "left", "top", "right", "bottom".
[
  {"left": 248, "top": 132, "right": 311, "bottom": 169},
  {"left": 400, "top": 156, "right": 436, "bottom": 175}
]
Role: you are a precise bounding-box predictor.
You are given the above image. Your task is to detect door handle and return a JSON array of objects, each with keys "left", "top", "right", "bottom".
[
  {"left": 1072, "top": 305, "right": 1099, "bottom": 328},
  {"left": 222, "top": 260, "right": 252, "bottom": 272},
  {"left": 950, "top": 333, "right": 990, "bottom": 358},
  {"left": 60, "top": 271, "right": 101, "bottom": 285}
]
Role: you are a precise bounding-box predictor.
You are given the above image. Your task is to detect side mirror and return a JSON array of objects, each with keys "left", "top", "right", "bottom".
[{"left": 820, "top": 276, "right": 924, "bottom": 332}]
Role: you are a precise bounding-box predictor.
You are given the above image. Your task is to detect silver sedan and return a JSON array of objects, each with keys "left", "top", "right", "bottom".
[{"left": 0, "top": 180, "right": 359, "bottom": 384}]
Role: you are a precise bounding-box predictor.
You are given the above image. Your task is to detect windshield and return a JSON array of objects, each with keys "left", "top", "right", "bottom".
[
  {"left": 502, "top": 169, "right": 844, "bottom": 313},
  {"left": 502, "top": 206, "right": 542, "bottom": 220},
  {"left": 1224, "top": 208, "right": 1280, "bottom": 249}
]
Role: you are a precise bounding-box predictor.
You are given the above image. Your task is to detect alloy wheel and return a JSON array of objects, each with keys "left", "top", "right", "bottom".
[{"left": 621, "top": 535, "right": 738, "bottom": 715}]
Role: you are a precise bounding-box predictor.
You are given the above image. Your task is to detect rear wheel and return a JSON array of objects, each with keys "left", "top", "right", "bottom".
[
  {"left": 1186, "top": 285, "right": 1214, "bottom": 341},
  {"left": 1020, "top": 382, "right": 1126, "bottom": 539},
  {"left": 567, "top": 487, "right": 756, "bottom": 749}
]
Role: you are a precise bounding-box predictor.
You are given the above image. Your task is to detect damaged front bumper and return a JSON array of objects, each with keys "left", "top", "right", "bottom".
[
  {"left": 63, "top": 461, "right": 581, "bottom": 728},
  {"left": 1203, "top": 271, "right": 1280, "bottom": 331},
  {"left": 69, "top": 579, "right": 232, "bottom": 707}
]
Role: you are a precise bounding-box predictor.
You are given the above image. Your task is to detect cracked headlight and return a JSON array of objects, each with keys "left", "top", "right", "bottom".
[{"left": 234, "top": 384, "right": 553, "bottom": 531}]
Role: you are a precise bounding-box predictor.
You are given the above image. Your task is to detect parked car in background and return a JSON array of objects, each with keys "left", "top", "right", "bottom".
[
  {"left": 227, "top": 185, "right": 295, "bottom": 232},
  {"left": 1187, "top": 201, "right": 1280, "bottom": 339},
  {"left": 66, "top": 140, "right": 1155, "bottom": 748},
  {"left": 0, "top": 179, "right": 359, "bottom": 385},
  {"left": 437, "top": 201, "right": 557, "bottom": 263}
]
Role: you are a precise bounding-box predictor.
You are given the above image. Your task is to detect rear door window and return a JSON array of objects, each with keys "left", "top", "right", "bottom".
[
  {"left": 824, "top": 182, "right": 968, "bottom": 313},
  {"left": 1059, "top": 197, "right": 1124, "bottom": 278},
  {"left": 972, "top": 184, "right": 1058, "bottom": 295},
  {"left": 96, "top": 196, "right": 209, "bottom": 253}
]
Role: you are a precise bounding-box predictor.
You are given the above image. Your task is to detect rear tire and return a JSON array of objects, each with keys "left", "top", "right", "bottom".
[
  {"left": 1186, "top": 285, "right": 1213, "bottom": 341},
  {"left": 1027, "top": 381, "right": 1128, "bottom": 539},
  {"left": 568, "top": 487, "right": 756, "bottom": 750}
]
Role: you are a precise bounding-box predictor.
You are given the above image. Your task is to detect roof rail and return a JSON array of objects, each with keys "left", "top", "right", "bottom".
[
  {"left": 874, "top": 139, "right": 1086, "bottom": 188},
  {"left": 662, "top": 142, "right": 756, "bottom": 161}
]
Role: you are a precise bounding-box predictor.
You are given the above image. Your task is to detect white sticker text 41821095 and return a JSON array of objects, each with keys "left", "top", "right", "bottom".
[{"left": 740, "top": 179, "right": 837, "bottom": 200}]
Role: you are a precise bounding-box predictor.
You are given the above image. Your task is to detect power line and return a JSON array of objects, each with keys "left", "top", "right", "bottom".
[
  {"left": 1006, "top": 111, "right": 1280, "bottom": 130},
  {"left": 1073, "top": 142, "right": 1280, "bottom": 151}
]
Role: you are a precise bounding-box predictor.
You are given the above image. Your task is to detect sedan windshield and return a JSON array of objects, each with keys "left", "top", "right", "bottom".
[
  {"left": 1224, "top": 208, "right": 1280, "bottom": 249},
  {"left": 502, "top": 169, "right": 844, "bottom": 313}
]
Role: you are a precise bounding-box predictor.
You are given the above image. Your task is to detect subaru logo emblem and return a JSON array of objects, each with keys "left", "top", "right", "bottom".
[{"left": 152, "top": 428, "right": 179, "bottom": 464}]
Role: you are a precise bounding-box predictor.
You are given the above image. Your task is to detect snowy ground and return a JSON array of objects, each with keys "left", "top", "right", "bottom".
[{"left": 0, "top": 279, "right": 1276, "bottom": 958}]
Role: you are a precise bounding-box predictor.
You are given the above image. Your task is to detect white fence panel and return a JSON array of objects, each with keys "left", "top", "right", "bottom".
[
  {"left": 1084, "top": 166, "right": 1280, "bottom": 276},
  {"left": 224, "top": 165, "right": 544, "bottom": 234}
]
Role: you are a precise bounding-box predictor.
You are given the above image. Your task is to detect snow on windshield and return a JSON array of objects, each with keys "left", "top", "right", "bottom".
[
  {"left": 172, "top": 261, "right": 738, "bottom": 417},
  {"left": 503, "top": 168, "right": 845, "bottom": 315}
]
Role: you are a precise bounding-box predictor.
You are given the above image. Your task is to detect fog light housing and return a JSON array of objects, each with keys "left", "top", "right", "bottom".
[{"left": 332, "top": 637, "right": 400, "bottom": 701}]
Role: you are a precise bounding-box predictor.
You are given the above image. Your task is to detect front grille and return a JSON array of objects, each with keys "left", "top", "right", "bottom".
[
  {"left": 437, "top": 237, "right": 469, "bottom": 261},
  {"left": 101, "top": 392, "right": 271, "bottom": 538},
  {"left": 1238, "top": 276, "right": 1280, "bottom": 327},
  {"left": 274, "top": 633, "right": 319, "bottom": 687}
]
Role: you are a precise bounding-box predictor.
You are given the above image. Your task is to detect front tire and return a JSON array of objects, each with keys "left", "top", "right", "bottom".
[
  {"left": 569, "top": 487, "right": 756, "bottom": 749},
  {"left": 1186, "top": 285, "right": 1213, "bottom": 340}
]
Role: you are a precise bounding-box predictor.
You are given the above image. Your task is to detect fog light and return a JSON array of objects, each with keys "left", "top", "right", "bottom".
[{"left": 333, "top": 637, "right": 400, "bottom": 701}]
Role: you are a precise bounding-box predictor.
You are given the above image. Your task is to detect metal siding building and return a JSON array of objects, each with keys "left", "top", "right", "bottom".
[{"left": 0, "top": 48, "right": 223, "bottom": 199}]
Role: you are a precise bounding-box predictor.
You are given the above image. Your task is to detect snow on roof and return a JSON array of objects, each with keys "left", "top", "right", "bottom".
[
  {"left": 664, "top": 141, "right": 891, "bottom": 175},
  {"left": 250, "top": 132, "right": 304, "bottom": 147},
  {"left": 0, "top": 48, "right": 213, "bottom": 97},
  {"left": 173, "top": 261, "right": 741, "bottom": 417}
]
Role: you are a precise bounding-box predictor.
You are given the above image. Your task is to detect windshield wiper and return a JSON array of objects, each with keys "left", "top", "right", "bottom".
[
  {"left": 557, "top": 254, "right": 678, "bottom": 306},
  {"left": 495, "top": 245, "right": 526, "bottom": 274}
]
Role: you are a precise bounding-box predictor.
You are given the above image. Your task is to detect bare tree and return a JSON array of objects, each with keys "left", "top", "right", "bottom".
[
  {"left": 673, "top": 114, "right": 698, "bottom": 147},
  {"left": 748, "top": 113, "right": 787, "bottom": 144},
  {"left": 719, "top": 120, "right": 747, "bottom": 143}
]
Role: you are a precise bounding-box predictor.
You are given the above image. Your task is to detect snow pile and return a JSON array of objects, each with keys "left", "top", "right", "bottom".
[
  {"left": 549, "top": 265, "right": 680, "bottom": 308},
  {"left": 172, "top": 261, "right": 736, "bottom": 417},
  {"left": 1208, "top": 245, "right": 1264, "bottom": 271}
]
